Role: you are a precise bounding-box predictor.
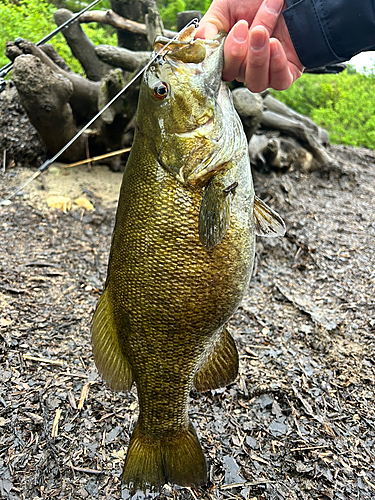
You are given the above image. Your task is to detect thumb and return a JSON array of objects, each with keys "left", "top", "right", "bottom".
[{"left": 195, "top": 20, "right": 220, "bottom": 39}]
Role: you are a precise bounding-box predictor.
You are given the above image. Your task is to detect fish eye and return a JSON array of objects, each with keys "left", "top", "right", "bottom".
[{"left": 153, "top": 82, "right": 169, "bottom": 100}]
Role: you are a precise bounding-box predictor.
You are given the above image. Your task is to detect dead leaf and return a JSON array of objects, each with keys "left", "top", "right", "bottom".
[
  {"left": 47, "top": 196, "right": 71, "bottom": 213},
  {"left": 0, "top": 318, "right": 12, "bottom": 327},
  {"left": 74, "top": 197, "right": 94, "bottom": 211}
]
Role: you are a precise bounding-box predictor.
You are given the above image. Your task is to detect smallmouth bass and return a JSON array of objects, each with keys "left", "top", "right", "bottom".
[{"left": 91, "top": 28, "right": 285, "bottom": 495}]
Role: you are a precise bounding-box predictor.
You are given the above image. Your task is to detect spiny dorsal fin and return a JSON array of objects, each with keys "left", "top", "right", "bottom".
[
  {"left": 194, "top": 327, "right": 239, "bottom": 392},
  {"left": 254, "top": 195, "right": 286, "bottom": 237},
  {"left": 91, "top": 290, "right": 133, "bottom": 392}
]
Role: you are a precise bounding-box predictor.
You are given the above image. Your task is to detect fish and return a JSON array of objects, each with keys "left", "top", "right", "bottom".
[{"left": 91, "top": 28, "right": 285, "bottom": 495}]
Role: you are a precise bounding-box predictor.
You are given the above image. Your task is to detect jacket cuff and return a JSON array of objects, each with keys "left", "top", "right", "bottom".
[{"left": 282, "top": 0, "right": 346, "bottom": 69}]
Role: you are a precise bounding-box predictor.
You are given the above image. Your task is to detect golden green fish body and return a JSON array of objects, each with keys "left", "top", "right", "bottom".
[
  {"left": 91, "top": 31, "right": 277, "bottom": 494},
  {"left": 109, "top": 132, "right": 254, "bottom": 429}
]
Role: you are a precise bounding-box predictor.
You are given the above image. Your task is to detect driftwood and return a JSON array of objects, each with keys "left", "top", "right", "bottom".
[
  {"left": 54, "top": 9, "right": 110, "bottom": 81},
  {"left": 144, "top": 1, "right": 165, "bottom": 47},
  {"left": 4, "top": 0, "right": 333, "bottom": 172},
  {"left": 6, "top": 39, "right": 100, "bottom": 123},
  {"left": 232, "top": 87, "right": 263, "bottom": 140},
  {"left": 260, "top": 110, "right": 332, "bottom": 165},
  {"left": 78, "top": 9, "right": 175, "bottom": 39},
  {"left": 95, "top": 45, "right": 150, "bottom": 71},
  {"left": 232, "top": 87, "right": 332, "bottom": 170},
  {"left": 12, "top": 55, "right": 85, "bottom": 162},
  {"left": 248, "top": 134, "right": 316, "bottom": 172}
]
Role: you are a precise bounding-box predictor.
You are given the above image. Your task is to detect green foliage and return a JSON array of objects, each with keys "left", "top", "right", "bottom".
[
  {"left": 0, "top": 0, "right": 116, "bottom": 74},
  {"left": 157, "top": 0, "right": 211, "bottom": 29},
  {"left": 271, "top": 69, "right": 375, "bottom": 149}
]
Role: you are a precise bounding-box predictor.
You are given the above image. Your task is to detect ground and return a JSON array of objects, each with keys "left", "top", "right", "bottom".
[{"left": 0, "top": 141, "right": 374, "bottom": 500}]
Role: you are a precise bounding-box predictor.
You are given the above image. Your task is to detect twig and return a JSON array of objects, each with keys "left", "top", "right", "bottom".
[
  {"left": 2, "top": 149, "right": 5, "bottom": 174},
  {"left": 57, "top": 371, "right": 88, "bottom": 379},
  {"left": 72, "top": 466, "right": 103, "bottom": 475},
  {"left": 221, "top": 479, "right": 275, "bottom": 490},
  {"left": 51, "top": 408, "right": 62, "bottom": 438},
  {"left": 23, "top": 354, "right": 65, "bottom": 366},
  {"left": 77, "top": 382, "right": 92, "bottom": 410},
  {"left": 63, "top": 147, "right": 131, "bottom": 169},
  {"left": 250, "top": 454, "right": 269, "bottom": 465},
  {"left": 290, "top": 444, "right": 330, "bottom": 452},
  {"left": 362, "top": 475, "right": 375, "bottom": 491}
]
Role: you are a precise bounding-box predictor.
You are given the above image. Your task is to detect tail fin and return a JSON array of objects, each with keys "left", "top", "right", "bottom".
[{"left": 122, "top": 421, "right": 207, "bottom": 493}]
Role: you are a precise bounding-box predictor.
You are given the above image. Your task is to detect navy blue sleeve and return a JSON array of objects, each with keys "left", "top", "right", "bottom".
[{"left": 282, "top": 0, "right": 375, "bottom": 69}]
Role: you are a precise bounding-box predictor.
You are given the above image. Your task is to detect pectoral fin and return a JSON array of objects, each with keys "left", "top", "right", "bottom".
[
  {"left": 194, "top": 327, "right": 239, "bottom": 392},
  {"left": 254, "top": 195, "right": 286, "bottom": 237},
  {"left": 91, "top": 290, "right": 133, "bottom": 392},
  {"left": 198, "top": 178, "right": 234, "bottom": 251}
]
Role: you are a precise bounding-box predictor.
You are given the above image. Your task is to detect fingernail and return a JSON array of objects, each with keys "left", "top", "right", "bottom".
[
  {"left": 233, "top": 21, "right": 248, "bottom": 43},
  {"left": 250, "top": 29, "right": 266, "bottom": 51},
  {"left": 266, "top": 0, "right": 283, "bottom": 15}
]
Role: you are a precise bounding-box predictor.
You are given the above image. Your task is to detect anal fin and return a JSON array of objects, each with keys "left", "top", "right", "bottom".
[
  {"left": 91, "top": 289, "right": 133, "bottom": 392},
  {"left": 194, "top": 327, "right": 239, "bottom": 392}
]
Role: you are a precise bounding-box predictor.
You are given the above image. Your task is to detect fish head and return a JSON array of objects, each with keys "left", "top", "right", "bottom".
[{"left": 136, "top": 30, "right": 244, "bottom": 187}]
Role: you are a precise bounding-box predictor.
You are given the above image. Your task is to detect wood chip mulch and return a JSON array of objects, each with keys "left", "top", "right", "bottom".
[{"left": 0, "top": 144, "right": 374, "bottom": 500}]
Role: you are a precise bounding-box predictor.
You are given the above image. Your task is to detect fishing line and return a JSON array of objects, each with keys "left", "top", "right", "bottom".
[
  {"left": 0, "top": 0, "right": 104, "bottom": 80},
  {"left": 0, "top": 18, "right": 199, "bottom": 205}
]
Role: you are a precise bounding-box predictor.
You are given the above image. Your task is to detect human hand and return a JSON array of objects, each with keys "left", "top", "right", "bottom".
[{"left": 196, "top": 0, "right": 304, "bottom": 92}]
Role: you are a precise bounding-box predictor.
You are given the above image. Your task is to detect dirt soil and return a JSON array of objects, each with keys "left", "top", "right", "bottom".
[{"left": 0, "top": 142, "right": 374, "bottom": 500}]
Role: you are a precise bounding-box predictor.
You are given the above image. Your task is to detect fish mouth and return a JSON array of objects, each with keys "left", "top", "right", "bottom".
[{"left": 153, "top": 30, "right": 226, "bottom": 66}]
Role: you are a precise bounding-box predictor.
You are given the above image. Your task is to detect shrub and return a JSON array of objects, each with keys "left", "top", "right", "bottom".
[
  {"left": 0, "top": 0, "right": 116, "bottom": 74},
  {"left": 271, "top": 70, "right": 375, "bottom": 149}
]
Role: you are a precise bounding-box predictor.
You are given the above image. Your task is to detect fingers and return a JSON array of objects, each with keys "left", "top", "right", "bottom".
[
  {"left": 222, "top": 20, "right": 249, "bottom": 82},
  {"left": 269, "top": 38, "right": 293, "bottom": 90},
  {"left": 245, "top": 33, "right": 298, "bottom": 92},
  {"left": 195, "top": 0, "right": 229, "bottom": 40},
  {"left": 250, "top": 0, "right": 284, "bottom": 33},
  {"left": 195, "top": 21, "right": 220, "bottom": 40},
  {"left": 245, "top": 26, "right": 270, "bottom": 92},
  {"left": 244, "top": 0, "right": 285, "bottom": 92}
]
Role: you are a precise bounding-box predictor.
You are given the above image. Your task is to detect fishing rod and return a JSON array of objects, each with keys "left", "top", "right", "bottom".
[
  {"left": 0, "top": 0, "right": 104, "bottom": 80},
  {"left": 0, "top": 18, "right": 200, "bottom": 205}
]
